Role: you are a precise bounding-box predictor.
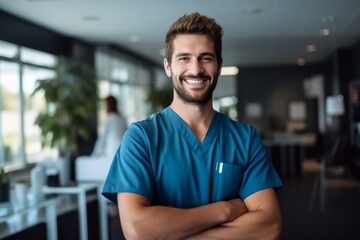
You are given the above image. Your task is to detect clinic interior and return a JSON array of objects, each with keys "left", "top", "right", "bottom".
[{"left": 0, "top": 3, "right": 360, "bottom": 240}]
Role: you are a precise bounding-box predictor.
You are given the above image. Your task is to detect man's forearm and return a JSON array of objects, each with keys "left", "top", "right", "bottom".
[
  {"left": 189, "top": 189, "right": 282, "bottom": 240},
  {"left": 118, "top": 194, "right": 246, "bottom": 240},
  {"left": 122, "top": 202, "right": 231, "bottom": 240},
  {"left": 188, "top": 208, "right": 282, "bottom": 240}
]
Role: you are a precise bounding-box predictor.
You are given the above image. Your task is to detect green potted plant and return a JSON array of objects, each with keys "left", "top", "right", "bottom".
[
  {"left": 0, "top": 167, "right": 10, "bottom": 202},
  {"left": 146, "top": 87, "right": 173, "bottom": 114},
  {"left": 31, "top": 56, "right": 98, "bottom": 156}
]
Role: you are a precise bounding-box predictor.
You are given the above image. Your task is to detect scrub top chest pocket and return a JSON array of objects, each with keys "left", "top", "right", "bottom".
[{"left": 212, "top": 162, "right": 244, "bottom": 202}]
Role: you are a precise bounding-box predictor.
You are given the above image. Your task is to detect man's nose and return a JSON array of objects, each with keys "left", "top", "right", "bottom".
[{"left": 189, "top": 60, "right": 204, "bottom": 75}]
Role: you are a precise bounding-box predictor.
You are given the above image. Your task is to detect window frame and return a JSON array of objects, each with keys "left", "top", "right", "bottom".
[{"left": 0, "top": 43, "right": 57, "bottom": 171}]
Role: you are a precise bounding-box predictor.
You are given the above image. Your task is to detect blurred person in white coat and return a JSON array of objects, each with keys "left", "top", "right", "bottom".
[{"left": 76, "top": 95, "right": 127, "bottom": 182}]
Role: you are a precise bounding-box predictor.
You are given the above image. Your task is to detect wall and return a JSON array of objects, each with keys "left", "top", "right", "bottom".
[
  {"left": 351, "top": 40, "right": 360, "bottom": 81},
  {"left": 236, "top": 64, "right": 327, "bottom": 132}
]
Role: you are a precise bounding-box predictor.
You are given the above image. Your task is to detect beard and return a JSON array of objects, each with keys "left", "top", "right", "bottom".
[{"left": 172, "top": 71, "right": 219, "bottom": 106}]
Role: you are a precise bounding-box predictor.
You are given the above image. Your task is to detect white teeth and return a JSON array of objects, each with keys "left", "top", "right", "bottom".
[{"left": 185, "top": 79, "right": 203, "bottom": 84}]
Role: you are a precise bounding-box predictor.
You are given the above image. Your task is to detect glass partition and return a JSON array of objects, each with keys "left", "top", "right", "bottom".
[
  {"left": 0, "top": 40, "right": 17, "bottom": 59},
  {"left": 0, "top": 41, "right": 57, "bottom": 169},
  {"left": 23, "top": 66, "right": 55, "bottom": 161},
  {"left": 95, "top": 47, "right": 163, "bottom": 126},
  {"left": 20, "top": 47, "right": 57, "bottom": 68},
  {"left": 0, "top": 61, "right": 21, "bottom": 168}
]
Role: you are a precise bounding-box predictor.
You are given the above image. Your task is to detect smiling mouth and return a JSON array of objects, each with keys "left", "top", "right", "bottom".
[{"left": 184, "top": 79, "right": 206, "bottom": 84}]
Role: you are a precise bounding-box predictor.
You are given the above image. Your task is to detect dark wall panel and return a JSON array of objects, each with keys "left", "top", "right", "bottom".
[
  {"left": 0, "top": 10, "right": 72, "bottom": 57},
  {"left": 0, "top": 10, "right": 95, "bottom": 65},
  {"left": 352, "top": 40, "right": 360, "bottom": 81},
  {"left": 236, "top": 64, "right": 327, "bottom": 131}
]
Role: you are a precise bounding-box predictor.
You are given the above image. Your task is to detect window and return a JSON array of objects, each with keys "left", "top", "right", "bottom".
[
  {"left": 95, "top": 47, "right": 165, "bottom": 126},
  {"left": 23, "top": 65, "right": 56, "bottom": 162},
  {"left": 20, "top": 46, "right": 57, "bottom": 67},
  {"left": 0, "top": 61, "right": 21, "bottom": 168},
  {"left": 0, "top": 41, "right": 56, "bottom": 170},
  {"left": 0, "top": 40, "right": 17, "bottom": 58}
]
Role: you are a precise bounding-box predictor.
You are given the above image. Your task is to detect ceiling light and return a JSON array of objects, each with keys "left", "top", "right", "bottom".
[
  {"left": 319, "top": 29, "right": 330, "bottom": 36},
  {"left": 129, "top": 35, "right": 140, "bottom": 43},
  {"left": 296, "top": 58, "right": 306, "bottom": 66},
  {"left": 221, "top": 66, "right": 239, "bottom": 76},
  {"left": 306, "top": 44, "right": 317, "bottom": 53}
]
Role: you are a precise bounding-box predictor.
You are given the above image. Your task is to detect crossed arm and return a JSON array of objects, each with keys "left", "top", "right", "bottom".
[{"left": 117, "top": 188, "right": 282, "bottom": 240}]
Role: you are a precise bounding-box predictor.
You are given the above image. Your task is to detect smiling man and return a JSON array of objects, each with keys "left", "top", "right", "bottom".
[
  {"left": 168, "top": 34, "right": 218, "bottom": 105},
  {"left": 102, "top": 12, "right": 283, "bottom": 240}
]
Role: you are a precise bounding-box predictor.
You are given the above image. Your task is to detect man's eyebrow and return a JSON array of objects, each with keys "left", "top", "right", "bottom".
[
  {"left": 174, "top": 52, "right": 216, "bottom": 58},
  {"left": 174, "top": 52, "right": 191, "bottom": 58}
]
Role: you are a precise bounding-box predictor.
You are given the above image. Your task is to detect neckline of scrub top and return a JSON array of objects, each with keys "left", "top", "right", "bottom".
[{"left": 165, "top": 107, "right": 219, "bottom": 160}]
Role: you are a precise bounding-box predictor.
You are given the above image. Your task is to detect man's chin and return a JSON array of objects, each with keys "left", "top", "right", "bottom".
[{"left": 180, "top": 94, "right": 212, "bottom": 105}]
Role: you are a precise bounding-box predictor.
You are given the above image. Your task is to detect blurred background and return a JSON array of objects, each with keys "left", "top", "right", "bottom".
[{"left": 0, "top": 0, "right": 360, "bottom": 239}]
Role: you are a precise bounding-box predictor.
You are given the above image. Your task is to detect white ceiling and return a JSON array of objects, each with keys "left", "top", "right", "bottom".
[{"left": 1, "top": 0, "right": 360, "bottom": 67}]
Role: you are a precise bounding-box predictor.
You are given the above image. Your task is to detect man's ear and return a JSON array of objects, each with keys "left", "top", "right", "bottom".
[{"left": 164, "top": 58, "right": 172, "bottom": 77}]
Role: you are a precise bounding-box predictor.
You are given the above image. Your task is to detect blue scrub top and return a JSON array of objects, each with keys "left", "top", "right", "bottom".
[{"left": 102, "top": 107, "right": 282, "bottom": 208}]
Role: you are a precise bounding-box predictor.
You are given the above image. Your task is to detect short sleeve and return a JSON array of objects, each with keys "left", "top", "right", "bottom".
[
  {"left": 102, "top": 123, "right": 154, "bottom": 203},
  {"left": 239, "top": 126, "right": 283, "bottom": 199}
]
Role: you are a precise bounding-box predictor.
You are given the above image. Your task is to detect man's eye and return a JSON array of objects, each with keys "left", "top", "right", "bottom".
[
  {"left": 178, "top": 57, "right": 189, "bottom": 61},
  {"left": 200, "top": 57, "right": 213, "bottom": 62}
]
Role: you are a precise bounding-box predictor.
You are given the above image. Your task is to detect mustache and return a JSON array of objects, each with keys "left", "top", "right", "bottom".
[{"left": 181, "top": 72, "right": 211, "bottom": 79}]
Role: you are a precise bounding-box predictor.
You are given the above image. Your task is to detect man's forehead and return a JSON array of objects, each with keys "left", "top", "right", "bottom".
[
  {"left": 172, "top": 34, "right": 215, "bottom": 53},
  {"left": 173, "top": 33, "right": 212, "bottom": 42}
]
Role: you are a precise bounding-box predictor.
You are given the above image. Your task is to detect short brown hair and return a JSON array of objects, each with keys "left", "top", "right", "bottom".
[{"left": 165, "top": 12, "right": 223, "bottom": 65}]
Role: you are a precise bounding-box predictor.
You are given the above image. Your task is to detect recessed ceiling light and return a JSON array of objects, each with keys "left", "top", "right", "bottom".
[
  {"left": 296, "top": 58, "right": 306, "bottom": 66},
  {"left": 221, "top": 66, "right": 239, "bottom": 76},
  {"left": 319, "top": 29, "right": 330, "bottom": 36},
  {"left": 306, "top": 44, "right": 317, "bottom": 53},
  {"left": 129, "top": 35, "right": 140, "bottom": 43}
]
